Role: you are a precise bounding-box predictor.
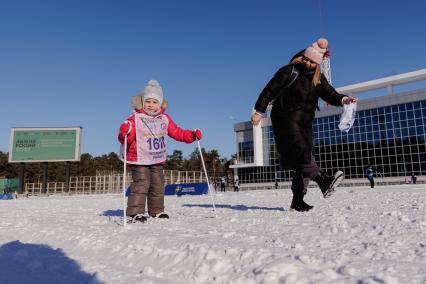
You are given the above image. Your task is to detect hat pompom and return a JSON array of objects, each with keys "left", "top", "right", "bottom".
[
  {"left": 303, "top": 38, "right": 329, "bottom": 64},
  {"left": 147, "top": 79, "right": 160, "bottom": 87},
  {"left": 317, "top": 38, "right": 328, "bottom": 49}
]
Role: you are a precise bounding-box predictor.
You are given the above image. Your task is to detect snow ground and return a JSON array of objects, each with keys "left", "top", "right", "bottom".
[{"left": 0, "top": 184, "right": 425, "bottom": 284}]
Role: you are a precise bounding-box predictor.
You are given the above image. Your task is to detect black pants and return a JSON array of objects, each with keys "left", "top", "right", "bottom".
[
  {"left": 368, "top": 177, "right": 374, "bottom": 188},
  {"left": 291, "top": 155, "right": 321, "bottom": 196}
]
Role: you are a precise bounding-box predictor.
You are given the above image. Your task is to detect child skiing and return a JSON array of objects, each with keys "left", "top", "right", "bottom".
[{"left": 118, "top": 79, "right": 202, "bottom": 223}]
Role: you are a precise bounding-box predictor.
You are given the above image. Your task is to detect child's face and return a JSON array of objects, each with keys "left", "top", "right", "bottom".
[{"left": 143, "top": 98, "right": 160, "bottom": 113}]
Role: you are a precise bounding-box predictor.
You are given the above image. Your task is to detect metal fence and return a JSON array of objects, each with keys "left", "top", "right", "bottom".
[
  {"left": 24, "top": 170, "right": 206, "bottom": 195},
  {"left": 239, "top": 176, "right": 425, "bottom": 191}
]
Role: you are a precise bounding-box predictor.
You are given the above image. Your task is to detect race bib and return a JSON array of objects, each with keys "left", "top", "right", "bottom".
[{"left": 135, "top": 113, "right": 168, "bottom": 164}]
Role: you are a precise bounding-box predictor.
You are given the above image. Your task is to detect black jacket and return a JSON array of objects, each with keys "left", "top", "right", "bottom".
[{"left": 254, "top": 63, "right": 346, "bottom": 169}]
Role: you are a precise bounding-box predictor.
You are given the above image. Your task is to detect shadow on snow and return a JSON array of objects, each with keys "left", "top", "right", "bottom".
[
  {"left": 101, "top": 204, "right": 285, "bottom": 217},
  {"left": 101, "top": 209, "right": 123, "bottom": 217},
  {"left": 0, "top": 241, "right": 102, "bottom": 284},
  {"left": 182, "top": 203, "right": 285, "bottom": 211}
]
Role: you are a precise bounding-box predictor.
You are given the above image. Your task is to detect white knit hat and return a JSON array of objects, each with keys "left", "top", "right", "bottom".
[{"left": 143, "top": 80, "right": 163, "bottom": 106}]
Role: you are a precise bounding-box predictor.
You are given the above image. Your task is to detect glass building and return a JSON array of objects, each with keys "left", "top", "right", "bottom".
[{"left": 231, "top": 69, "right": 426, "bottom": 186}]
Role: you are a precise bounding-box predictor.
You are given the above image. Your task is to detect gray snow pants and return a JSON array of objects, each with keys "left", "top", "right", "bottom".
[
  {"left": 126, "top": 164, "right": 165, "bottom": 217},
  {"left": 291, "top": 154, "right": 320, "bottom": 196}
]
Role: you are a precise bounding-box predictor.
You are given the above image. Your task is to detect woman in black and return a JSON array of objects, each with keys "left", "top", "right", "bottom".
[{"left": 251, "top": 38, "right": 357, "bottom": 212}]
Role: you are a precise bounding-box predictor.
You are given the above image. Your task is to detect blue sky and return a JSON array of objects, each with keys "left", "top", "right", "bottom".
[{"left": 1, "top": 0, "right": 426, "bottom": 159}]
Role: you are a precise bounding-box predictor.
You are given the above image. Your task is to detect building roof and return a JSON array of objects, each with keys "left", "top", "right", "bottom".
[
  {"left": 336, "top": 69, "right": 426, "bottom": 95},
  {"left": 235, "top": 68, "right": 426, "bottom": 130}
]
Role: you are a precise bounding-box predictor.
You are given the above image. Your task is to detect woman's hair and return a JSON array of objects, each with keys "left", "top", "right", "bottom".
[{"left": 290, "top": 56, "right": 322, "bottom": 86}]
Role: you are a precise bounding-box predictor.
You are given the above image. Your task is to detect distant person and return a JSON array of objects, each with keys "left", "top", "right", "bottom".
[
  {"left": 251, "top": 38, "right": 357, "bottom": 212},
  {"left": 405, "top": 176, "right": 411, "bottom": 184},
  {"left": 234, "top": 178, "right": 240, "bottom": 192},
  {"left": 213, "top": 180, "right": 217, "bottom": 191},
  {"left": 220, "top": 176, "right": 226, "bottom": 192},
  {"left": 118, "top": 80, "right": 202, "bottom": 223},
  {"left": 411, "top": 173, "right": 417, "bottom": 184},
  {"left": 366, "top": 165, "right": 375, "bottom": 188},
  {"left": 275, "top": 181, "right": 279, "bottom": 190}
]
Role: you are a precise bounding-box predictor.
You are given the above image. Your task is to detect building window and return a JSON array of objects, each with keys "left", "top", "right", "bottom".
[
  {"left": 313, "top": 100, "right": 426, "bottom": 178},
  {"left": 262, "top": 126, "right": 278, "bottom": 166},
  {"left": 235, "top": 99, "right": 426, "bottom": 185},
  {"left": 238, "top": 141, "right": 254, "bottom": 164}
]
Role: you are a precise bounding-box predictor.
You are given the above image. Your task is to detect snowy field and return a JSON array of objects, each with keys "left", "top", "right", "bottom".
[{"left": 1, "top": 184, "right": 426, "bottom": 284}]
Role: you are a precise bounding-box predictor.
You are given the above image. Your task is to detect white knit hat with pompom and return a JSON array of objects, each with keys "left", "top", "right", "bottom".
[{"left": 143, "top": 79, "right": 163, "bottom": 106}]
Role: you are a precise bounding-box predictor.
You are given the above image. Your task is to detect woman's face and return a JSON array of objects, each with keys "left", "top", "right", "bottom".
[{"left": 302, "top": 56, "right": 318, "bottom": 70}]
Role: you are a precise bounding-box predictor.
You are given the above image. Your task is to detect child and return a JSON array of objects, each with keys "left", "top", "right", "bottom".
[{"left": 118, "top": 79, "right": 202, "bottom": 223}]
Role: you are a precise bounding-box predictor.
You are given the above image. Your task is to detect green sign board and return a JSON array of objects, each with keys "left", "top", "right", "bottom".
[
  {"left": 0, "top": 179, "right": 19, "bottom": 194},
  {"left": 8, "top": 127, "right": 82, "bottom": 162}
]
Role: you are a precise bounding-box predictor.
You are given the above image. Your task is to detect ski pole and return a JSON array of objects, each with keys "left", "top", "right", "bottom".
[
  {"left": 122, "top": 126, "right": 129, "bottom": 228},
  {"left": 196, "top": 139, "right": 216, "bottom": 214}
]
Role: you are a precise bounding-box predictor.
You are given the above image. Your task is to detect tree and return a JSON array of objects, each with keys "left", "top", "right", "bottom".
[
  {"left": 0, "top": 151, "right": 18, "bottom": 178},
  {"left": 74, "top": 153, "right": 95, "bottom": 176},
  {"left": 165, "top": 150, "right": 184, "bottom": 170},
  {"left": 181, "top": 147, "right": 230, "bottom": 181},
  {"left": 93, "top": 152, "right": 123, "bottom": 175},
  {"left": 183, "top": 148, "right": 202, "bottom": 172},
  {"left": 0, "top": 147, "right": 233, "bottom": 183}
]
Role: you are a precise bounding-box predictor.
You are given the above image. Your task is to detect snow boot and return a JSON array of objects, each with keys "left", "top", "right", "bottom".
[
  {"left": 290, "top": 195, "right": 314, "bottom": 212},
  {"left": 129, "top": 214, "right": 147, "bottom": 223},
  {"left": 314, "top": 171, "right": 344, "bottom": 198},
  {"left": 152, "top": 212, "right": 169, "bottom": 219}
]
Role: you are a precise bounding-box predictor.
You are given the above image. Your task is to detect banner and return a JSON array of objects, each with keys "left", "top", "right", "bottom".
[
  {"left": 0, "top": 194, "right": 13, "bottom": 200},
  {"left": 165, "top": 182, "right": 209, "bottom": 196},
  {"left": 125, "top": 182, "right": 209, "bottom": 197}
]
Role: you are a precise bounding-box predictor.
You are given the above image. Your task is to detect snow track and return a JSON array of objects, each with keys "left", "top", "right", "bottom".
[{"left": 1, "top": 185, "right": 425, "bottom": 283}]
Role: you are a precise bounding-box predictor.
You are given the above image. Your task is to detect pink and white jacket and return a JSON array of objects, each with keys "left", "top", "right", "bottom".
[{"left": 118, "top": 108, "right": 196, "bottom": 165}]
